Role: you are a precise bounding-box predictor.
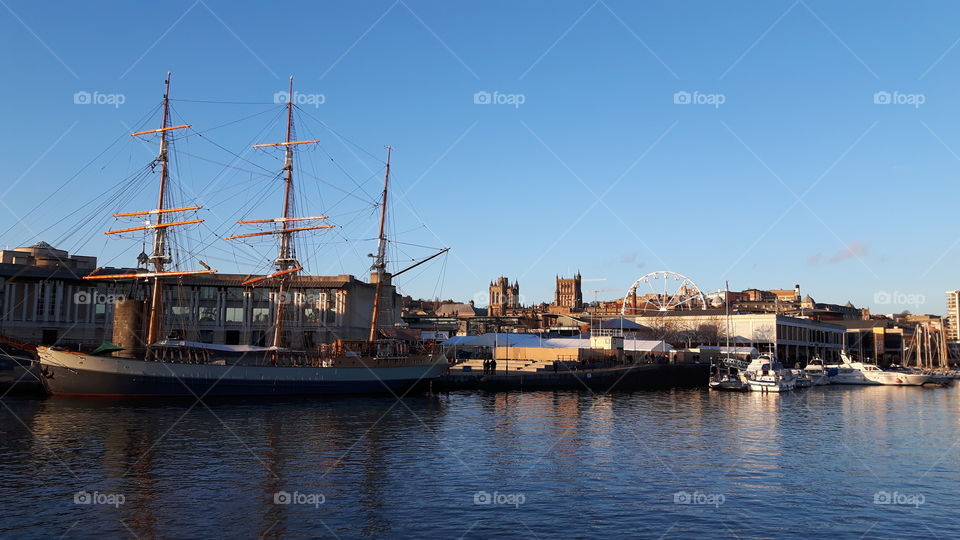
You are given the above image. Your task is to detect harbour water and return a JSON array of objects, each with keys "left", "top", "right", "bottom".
[{"left": 1, "top": 386, "right": 958, "bottom": 538}]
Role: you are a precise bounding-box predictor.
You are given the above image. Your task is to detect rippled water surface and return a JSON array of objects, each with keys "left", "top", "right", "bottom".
[{"left": 1, "top": 386, "right": 959, "bottom": 538}]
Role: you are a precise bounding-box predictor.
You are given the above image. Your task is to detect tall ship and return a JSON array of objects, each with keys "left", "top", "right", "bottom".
[{"left": 36, "top": 74, "right": 448, "bottom": 396}]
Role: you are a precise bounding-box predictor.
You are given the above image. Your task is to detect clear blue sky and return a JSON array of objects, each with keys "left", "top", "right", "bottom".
[{"left": 1, "top": 1, "right": 959, "bottom": 315}]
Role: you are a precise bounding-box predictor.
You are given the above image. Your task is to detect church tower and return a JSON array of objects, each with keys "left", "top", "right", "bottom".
[
  {"left": 489, "top": 276, "right": 519, "bottom": 316},
  {"left": 554, "top": 272, "right": 583, "bottom": 311}
]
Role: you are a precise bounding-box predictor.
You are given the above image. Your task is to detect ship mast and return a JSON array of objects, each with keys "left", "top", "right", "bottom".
[
  {"left": 85, "top": 73, "right": 218, "bottom": 344},
  {"left": 146, "top": 72, "right": 173, "bottom": 344},
  {"left": 147, "top": 71, "right": 170, "bottom": 343},
  {"left": 272, "top": 76, "right": 297, "bottom": 349},
  {"left": 225, "top": 76, "right": 329, "bottom": 351},
  {"left": 368, "top": 146, "right": 391, "bottom": 342}
]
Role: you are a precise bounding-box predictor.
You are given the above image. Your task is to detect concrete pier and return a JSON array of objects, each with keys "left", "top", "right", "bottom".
[{"left": 438, "top": 363, "right": 709, "bottom": 392}]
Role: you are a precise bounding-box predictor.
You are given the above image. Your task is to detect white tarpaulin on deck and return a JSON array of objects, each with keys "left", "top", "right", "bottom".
[{"left": 443, "top": 334, "right": 672, "bottom": 352}]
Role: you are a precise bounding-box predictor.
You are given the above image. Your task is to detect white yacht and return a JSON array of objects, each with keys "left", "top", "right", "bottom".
[
  {"left": 854, "top": 362, "right": 931, "bottom": 386},
  {"left": 827, "top": 354, "right": 932, "bottom": 386},
  {"left": 741, "top": 354, "right": 796, "bottom": 393}
]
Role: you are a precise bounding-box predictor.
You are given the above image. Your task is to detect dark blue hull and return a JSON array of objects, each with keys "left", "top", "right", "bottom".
[{"left": 40, "top": 360, "right": 441, "bottom": 397}]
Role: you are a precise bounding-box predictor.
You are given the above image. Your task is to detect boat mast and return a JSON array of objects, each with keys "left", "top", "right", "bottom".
[
  {"left": 272, "top": 76, "right": 296, "bottom": 349},
  {"left": 225, "top": 77, "right": 326, "bottom": 350},
  {"left": 146, "top": 72, "right": 173, "bottom": 345},
  {"left": 368, "top": 146, "right": 391, "bottom": 342},
  {"left": 725, "top": 281, "right": 731, "bottom": 351}
]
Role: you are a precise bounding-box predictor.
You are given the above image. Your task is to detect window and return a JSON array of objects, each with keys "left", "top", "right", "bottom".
[
  {"left": 252, "top": 307, "right": 271, "bottom": 323},
  {"left": 225, "top": 307, "right": 244, "bottom": 324},
  {"left": 225, "top": 330, "right": 241, "bottom": 345},
  {"left": 226, "top": 288, "right": 244, "bottom": 301},
  {"left": 172, "top": 305, "right": 191, "bottom": 318},
  {"left": 94, "top": 284, "right": 109, "bottom": 322},
  {"left": 200, "top": 287, "right": 217, "bottom": 300},
  {"left": 304, "top": 308, "right": 320, "bottom": 323},
  {"left": 199, "top": 306, "right": 217, "bottom": 322},
  {"left": 252, "top": 330, "right": 267, "bottom": 347},
  {"left": 199, "top": 330, "right": 214, "bottom": 343},
  {"left": 303, "top": 289, "right": 320, "bottom": 306},
  {"left": 41, "top": 329, "right": 58, "bottom": 345},
  {"left": 252, "top": 288, "right": 270, "bottom": 302}
]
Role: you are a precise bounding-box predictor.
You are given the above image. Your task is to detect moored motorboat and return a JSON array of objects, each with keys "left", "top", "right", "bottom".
[
  {"left": 709, "top": 371, "right": 749, "bottom": 392},
  {"left": 741, "top": 354, "right": 796, "bottom": 393},
  {"left": 802, "top": 357, "right": 832, "bottom": 386},
  {"left": 791, "top": 370, "right": 813, "bottom": 388},
  {"left": 854, "top": 362, "right": 931, "bottom": 386},
  {"left": 826, "top": 354, "right": 931, "bottom": 386}
]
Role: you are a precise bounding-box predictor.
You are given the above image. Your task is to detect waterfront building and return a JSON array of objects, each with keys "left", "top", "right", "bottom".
[
  {"left": 627, "top": 312, "right": 845, "bottom": 365},
  {"left": 946, "top": 290, "right": 960, "bottom": 341},
  {"left": 0, "top": 242, "right": 399, "bottom": 348}
]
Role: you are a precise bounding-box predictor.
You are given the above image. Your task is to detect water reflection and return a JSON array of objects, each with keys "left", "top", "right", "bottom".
[{"left": 1, "top": 387, "right": 958, "bottom": 538}]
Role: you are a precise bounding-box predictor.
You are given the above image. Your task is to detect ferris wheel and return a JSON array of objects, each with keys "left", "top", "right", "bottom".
[{"left": 620, "top": 271, "right": 708, "bottom": 315}]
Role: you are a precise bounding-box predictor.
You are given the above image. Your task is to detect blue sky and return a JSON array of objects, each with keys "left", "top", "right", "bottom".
[{"left": 1, "top": 1, "right": 959, "bottom": 314}]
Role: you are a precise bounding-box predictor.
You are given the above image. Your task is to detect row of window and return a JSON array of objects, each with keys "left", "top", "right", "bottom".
[{"left": 171, "top": 305, "right": 337, "bottom": 325}]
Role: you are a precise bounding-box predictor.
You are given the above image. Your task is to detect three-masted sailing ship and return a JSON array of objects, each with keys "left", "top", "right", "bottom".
[{"left": 36, "top": 74, "right": 448, "bottom": 396}]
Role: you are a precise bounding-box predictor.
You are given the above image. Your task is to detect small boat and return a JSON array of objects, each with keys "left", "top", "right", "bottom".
[
  {"left": 791, "top": 370, "right": 813, "bottom": 388},
  {"left": 802, "top": 357, "right": 832, "bottom": 386},
  {"left": 708, "top": 283, "right": 749, "bottom": 392},
  {"left": 741, "top": 354, "right": 796, "bottom": 393},
  {"left": 709, "top": 369, "right": 748, "bottom": 391},
  {"left": 0, "top": 341, "right": 43, "bottom": 394},
  {"left": 825, "top": 353, "right": 875, "bottom": 385},
  {"left": 921, "top": 373, "right": 954, "bottom": 387}
]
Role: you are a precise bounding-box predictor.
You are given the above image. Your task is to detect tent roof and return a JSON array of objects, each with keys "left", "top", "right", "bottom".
[{"left": 593, "top": 317, "right": 646, "bottom": 330}]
